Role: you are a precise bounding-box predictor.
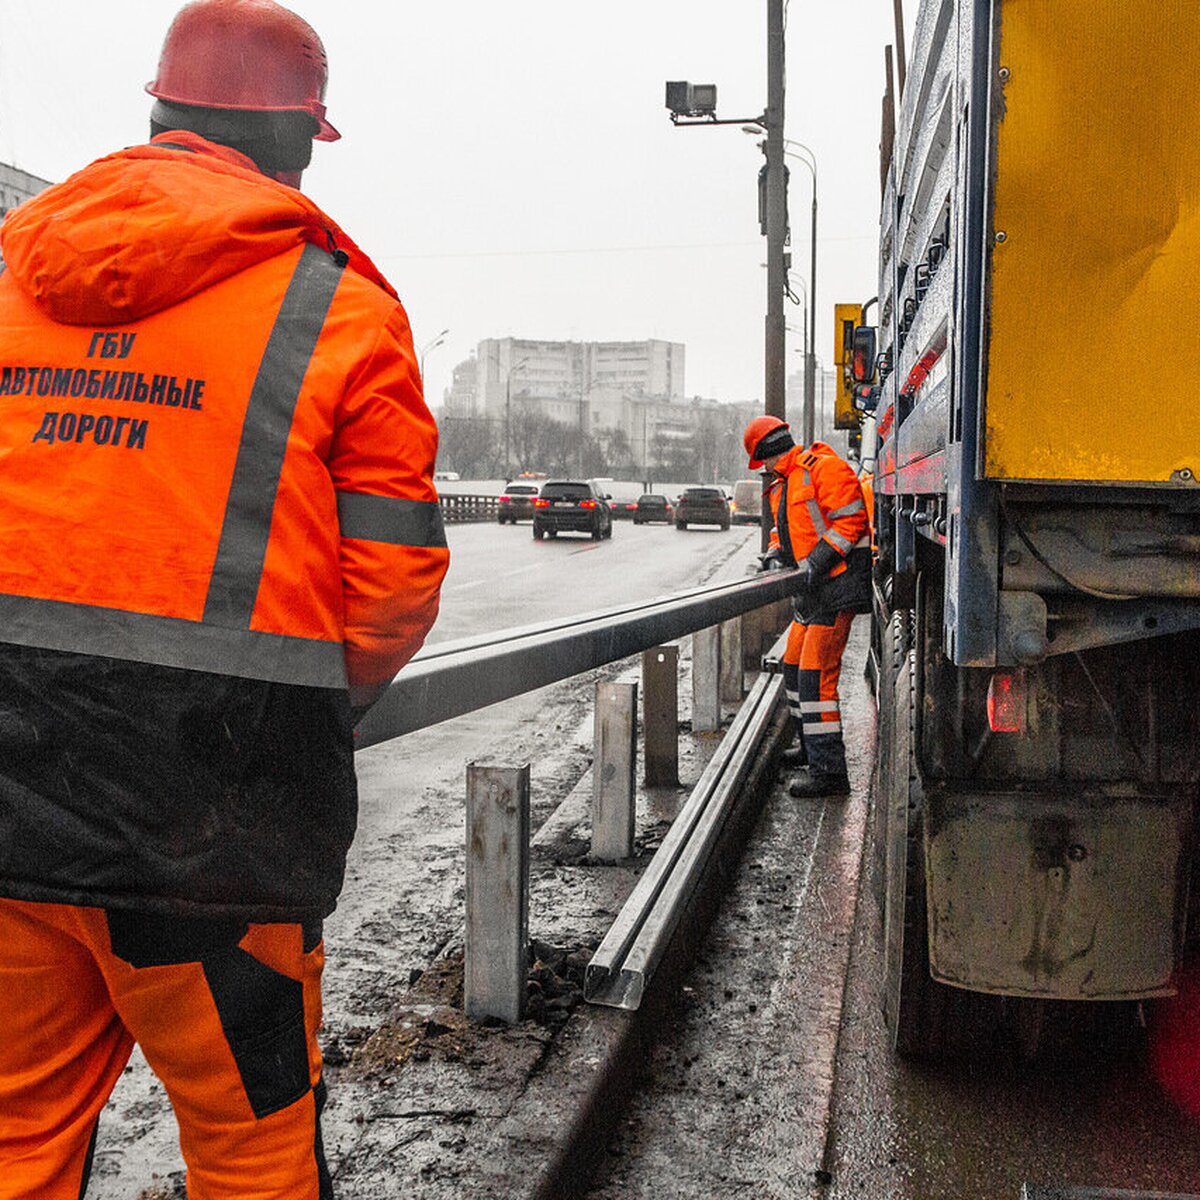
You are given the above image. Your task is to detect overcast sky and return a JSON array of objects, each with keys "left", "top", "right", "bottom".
[{"left": 0, "top": 1, "right": 916, "bottom": 412}]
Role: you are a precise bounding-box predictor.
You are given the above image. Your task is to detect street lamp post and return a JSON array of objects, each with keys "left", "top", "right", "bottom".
[
  {"left": 418, "top": 327, "right": 450, "bottom": 384},
  {"left": 504, "top": 357, "right": 529, "bottom": 482},
  {"left": 783, "top": 141, "right": 817, "bottom": 447},
  {"left": 577, "top": 379, "right": 587, "bottom": 477},
  {"left": 764, "top": 0, "right": 787, "bottom": 424},
  {"left": 661, "top": 0, "right": 786, "bottom": 552}
]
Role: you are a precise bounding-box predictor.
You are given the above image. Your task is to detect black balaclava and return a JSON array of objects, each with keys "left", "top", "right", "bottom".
[
  {"left": 754, "top": 426, "right": 796, "bottom": 465},
  {"left": 150, "top": 98, "right": 317, "bottom": 180}
]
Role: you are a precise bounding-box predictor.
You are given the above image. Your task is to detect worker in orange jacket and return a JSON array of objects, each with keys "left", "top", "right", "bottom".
[
  {"left": 744, "top": 416, "right": 870, "bottom": 797},
  {"left": 0, "top": 3, "right": 448, "bottom": 1197}
]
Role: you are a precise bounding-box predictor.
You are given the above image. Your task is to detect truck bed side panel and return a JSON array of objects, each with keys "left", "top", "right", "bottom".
[{"left": 984, "top": 0, "right": 1200, "bottom": 485}]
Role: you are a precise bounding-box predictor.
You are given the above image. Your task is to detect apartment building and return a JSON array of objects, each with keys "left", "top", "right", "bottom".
[{"left": 0, "top": 162, "right": 52, "bottom": 265}]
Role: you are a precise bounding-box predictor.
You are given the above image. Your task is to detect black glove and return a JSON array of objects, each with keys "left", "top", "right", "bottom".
[{"left": 804, "top": 539, "right": 841, "bottom": 580}]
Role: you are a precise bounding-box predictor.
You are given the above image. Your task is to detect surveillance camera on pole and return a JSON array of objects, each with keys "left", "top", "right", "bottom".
[
  {"left": 664, "top": 80, "right": 759, "bottom": 127},
  {"left": 665, "top": 81, "right": 719, "bottom": 121}
]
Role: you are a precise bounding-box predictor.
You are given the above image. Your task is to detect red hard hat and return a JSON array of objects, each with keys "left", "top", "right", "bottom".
[
  {"left": 743, "top": 415, "right": 790, "bottom": 469},
  {"left": 146, "top": 0, "right": 340, "bottom": 142}
]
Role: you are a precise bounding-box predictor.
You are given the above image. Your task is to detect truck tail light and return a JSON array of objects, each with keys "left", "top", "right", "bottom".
[{"left": 987, "top": 670, "right": 1026, "bottom": 733}]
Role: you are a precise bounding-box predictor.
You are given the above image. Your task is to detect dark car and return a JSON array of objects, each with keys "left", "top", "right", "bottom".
[
  {"left": 532, "top": 479, "right": 614, "bottom": 541},
  {"left": 674, "top": 486, "right": 730, "bottom": 531},
  {"left": 497, "top": 482, "right": 540, "bottom": 524},
  {"left": 632, "top": 493, "right": 674, "bottom": 524},
  {"left": 608, "top": 498, "right": 640, "bottom": 519}
]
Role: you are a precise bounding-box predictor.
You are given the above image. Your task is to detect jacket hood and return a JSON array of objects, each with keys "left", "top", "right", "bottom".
[{"left": 0, "top": 132, "right": 395, "bottom": 325}]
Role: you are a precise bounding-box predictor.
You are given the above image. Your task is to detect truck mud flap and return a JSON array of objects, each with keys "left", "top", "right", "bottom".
[{"left": 924, "top": 788, "right": 1191, "bottom": 999}]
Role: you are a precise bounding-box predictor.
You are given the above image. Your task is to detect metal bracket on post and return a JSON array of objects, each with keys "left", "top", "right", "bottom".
[
  {"left": 642, "top": 645, "right": 679, "bottom": 786},
  {"left": 592, "top": 681, "right": 637, "bottom": 860},
  {"left": 465, "top": 763, "right": 530, "bottom": 1023},
  {"left": 720, "top": 616, "right": 744, "bottom": 701},
  {"left": 692, "top": 624, "right": 721, "bottom": 733}
]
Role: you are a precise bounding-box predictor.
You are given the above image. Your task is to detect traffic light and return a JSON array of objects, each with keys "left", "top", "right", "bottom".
[{"left": 834, "top": 303, "right": 865, "bottom": 430}]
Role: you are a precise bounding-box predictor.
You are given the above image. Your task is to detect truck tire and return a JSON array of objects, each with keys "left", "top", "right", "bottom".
[
  {"left": 882, "top": 643, "right": 947, "bottom": 1057},
  {"left": 883, "top": 590, "right": 1003, "bottom": 1061},
  {"left": 870, "top": 608, "right": 911, "bottom": 912},
  {"left": 532, "top": 526, "right": 543, "bottom": 540}
]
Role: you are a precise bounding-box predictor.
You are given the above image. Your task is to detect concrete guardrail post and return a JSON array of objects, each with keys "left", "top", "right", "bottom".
[
  {"left": 642, "top": 645, "right": 678, "bottom": 786},
  {"left": 720, "top": 615, "right": 744, "bottom": 701},
  {"left": 592, "top": 681, "right": 637, "bottom": 860},
  {"left": 465, "top": 762, "right": 530, "bottom": 1023},
  {"left": 691, "top": 624, "right": 721, "bottom": 733}
]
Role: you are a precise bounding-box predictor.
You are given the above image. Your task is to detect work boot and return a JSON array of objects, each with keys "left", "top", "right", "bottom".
[
  {"left": 779, "top": 742, "right": 807, "bottom": 766},
  {"left": 788, "top": 768, "right": 850, "bottom": 798}
]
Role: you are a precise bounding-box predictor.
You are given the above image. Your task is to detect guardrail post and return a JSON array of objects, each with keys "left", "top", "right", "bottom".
[
  {"left": 740, "top": 606, "right": 766, "bottom": 671},
  {"left": 720, "top": 616, "right": 744, "bottom": 701},
  {"left": 465, "top": 763, "right": 529, "bottom": 1023},
  {"left": 592, "top": 681, "right": 637, "bottom": 860},
  {"left": 642, "top": 646, "right": 678, "bottom": 786},
  {"left": 741, "top": 601, "right": 791, "bottom": 670},
  {"left": 692, "top": 624, "right": 721, "bottom": 732}
]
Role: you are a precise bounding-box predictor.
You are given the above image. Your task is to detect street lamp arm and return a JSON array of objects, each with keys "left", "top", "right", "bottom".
[
  {"left": 418, "top": 327, "right": 450, "bottom": 357},
  {"left": 782, "top": 138, "right": 817, "bottom": 181},
  {"left": 782, "top": 148, "right": 816, "bottom": 188},
  {"left": 418, "top": 327, "right": 450, "bottom": 382}
]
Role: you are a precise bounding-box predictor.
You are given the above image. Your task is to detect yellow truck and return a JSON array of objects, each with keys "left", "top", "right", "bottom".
[{"left": 855, "top": 0, "right": 1200, "bottom": 1056}]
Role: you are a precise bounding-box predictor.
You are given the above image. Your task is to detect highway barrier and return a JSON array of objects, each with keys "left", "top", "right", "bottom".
[
  {"left": 355, "top": 568, "right": 802, "bottom": 1022},
  {"left": 439, "top": 493, "right": 499, "bottom": 523}
]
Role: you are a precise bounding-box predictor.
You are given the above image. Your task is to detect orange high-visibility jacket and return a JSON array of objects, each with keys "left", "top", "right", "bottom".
[
  {"left": 767, "top": 442, "right": 870, "bottom": 576},
  {"left": 0, "top": 133, "right": 448, "bottom": 705},
  {"left": 0, "top": 134, "right": 448, "bottom": 918}
]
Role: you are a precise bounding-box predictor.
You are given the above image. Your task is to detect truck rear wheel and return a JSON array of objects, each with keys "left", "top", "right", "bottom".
[
  {"left": 881, "top": 642, "right": 948, "bottom": 1057},
  {"left": 881, "top": 576, "right": 1000, "bottom": 1060},
  {"left": 870, "top": 608, "right": 910, "bottom": 911}
]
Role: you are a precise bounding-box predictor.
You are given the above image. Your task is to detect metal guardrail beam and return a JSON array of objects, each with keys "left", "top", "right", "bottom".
[
  {"left": 585, "top": 659, "right": 785, "bottom": 1008},
  {"left": 355, "top": 569, "right": 804, "bottom": 750}
]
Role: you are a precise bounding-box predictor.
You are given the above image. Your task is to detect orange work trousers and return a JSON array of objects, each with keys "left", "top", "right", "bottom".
[
  {"left": 782, "top": 609, "right": 855, "bottom": 777},
  {"left": 0, "top": 898, "right": 330, "bottom": 1200}
]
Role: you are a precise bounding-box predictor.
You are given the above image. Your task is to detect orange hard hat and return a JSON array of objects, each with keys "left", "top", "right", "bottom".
[
  {"left": 146, "top": 0, "right": 340, "bottom": 142},
  {"left": 743, "top": 415, "right": 791, "bottom": 469}
]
